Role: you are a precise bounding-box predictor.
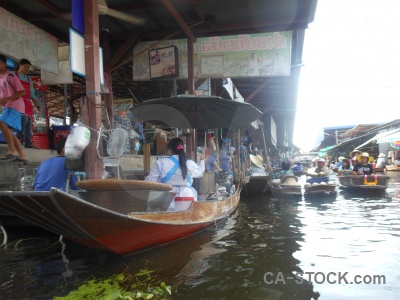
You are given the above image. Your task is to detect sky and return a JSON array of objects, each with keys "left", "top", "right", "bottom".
[{"left": 293, "top": 0, "right": 400, "bottom": 151}]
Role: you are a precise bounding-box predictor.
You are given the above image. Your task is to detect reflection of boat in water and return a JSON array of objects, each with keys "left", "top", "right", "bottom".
[
  {"left": 337, "top": 175, "right": 390, "bottom": 191},
  {"left": 304, "top": 176, "right": 336, "bottom": 196},
  {"left": 0, "top": 180, "right": 241, "bottom": 255}
]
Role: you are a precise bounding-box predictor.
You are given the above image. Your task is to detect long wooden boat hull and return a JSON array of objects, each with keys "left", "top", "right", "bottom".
[
  {"left": 244, "top": 175, "right": 271, "bottom": 195},
  {"left": 293, "top": 171, "right": 307, "bottom": 176},
  {"left": 386, "top": 165, "right": 400, "bottom": 171},
  {"left": 304, "top": 185, "right": 336, "bottom": 195},
  {"left": 271, "top": 186, "right": 302, "bottom": 198},
  {"left": 337, "top": 175, "right": 390, "bottom": 191},
  {"left": 0, "top": 187, "right": 241, "bottom": 255}
]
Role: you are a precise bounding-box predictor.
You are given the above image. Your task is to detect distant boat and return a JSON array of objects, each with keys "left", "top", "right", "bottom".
[{"left": 0, "top": 180, "right": 241, "bottom": 255}]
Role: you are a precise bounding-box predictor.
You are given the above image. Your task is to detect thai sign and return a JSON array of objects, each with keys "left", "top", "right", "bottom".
[
  {"left": 133, "top": 31, "right": 292, "bottom": 80},
  {"left": 0, "top": 8, "right": 58, "bottom": 74}
]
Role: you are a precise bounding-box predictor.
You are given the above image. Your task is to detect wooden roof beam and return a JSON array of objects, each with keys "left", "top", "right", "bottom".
[
  {"left": 245, "top": 78, "right": 271, "bottom": 103},
  {"left": 31, "top": 0, "right": 71, "bottom": 26},
  {"left": 105, "top": 28, "right": 146, "bottom": 71},
  {"left": 161, "top": 0, "right": 196, "bottom": 41},
  {"left": 110, "top": 0, "right": 211, "bottom": 11}
]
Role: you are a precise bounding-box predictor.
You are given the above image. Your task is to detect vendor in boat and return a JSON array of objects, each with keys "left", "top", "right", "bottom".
[
  {"left": 33, "top": 138, "right": 79, "bottom": 191},
  {"left": 352, "top": 152, "right": 374, "bottom": 175},
  {"left": 206, "top": 151, "right": 223, "bottom": 172},
  {"left": 376, "top": 153, "right": 386, "bottom": 168},
  {"left": 337, "top": 158, "right": 354, "bottom": 176},
  {"left": 272, "top": 160, "right": 294, "bottom": 179},
  {"left": 350, "top": 149, "right": 362, "bottom": 158},
  {"left": 219, "top": 150, "right": 233, "bottom": 178},
  {"left": 145, "top": 137, "right": 205, "bottom": 208},
  {"left": 291, "top": 161, "right": 302, "bottom": 172},
  {"left": 308, "top": 158, "right": 329, "bottom": 176},
  {"left": 249, "top": 154, "right": 266, "bottom": 175}
]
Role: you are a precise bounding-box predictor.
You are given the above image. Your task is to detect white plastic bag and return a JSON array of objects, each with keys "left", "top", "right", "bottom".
[
  {"left": 67, "top": 126, "right": 90, "bottom": 150},
  {"left": 64, "top": 126, "right": 90, "bottom": 160}
]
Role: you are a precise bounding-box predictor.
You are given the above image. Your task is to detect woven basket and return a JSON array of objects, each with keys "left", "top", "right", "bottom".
[{"left": 76, "top": 179, "right": 173, "bottom": 191}]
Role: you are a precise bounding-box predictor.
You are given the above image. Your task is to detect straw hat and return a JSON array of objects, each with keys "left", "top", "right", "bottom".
[
  {"left": 351, "top": 149, "right": 362, "bottom": 155},
  {"left": 378, "top": 153, "right": 385, "bottom": 158},
  {"left": 338, "top": 156, "right": 345, "bottom": 162},
  {"left": 256, "top": 155, "right": 264, "bottom": 162},
  {"left": 357, "top": 152, "right": 374, "bottom": 162},
  {"left": 280, "top": 175, "right": 299, "bottom": 186},
  {"left": 250, "top": 154, "right": 263, "bottom": 168}
]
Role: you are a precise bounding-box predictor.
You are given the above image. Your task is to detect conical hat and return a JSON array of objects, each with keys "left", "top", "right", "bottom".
[
  {"left": 250, "top": 154, "right": 263, "bottom": 168},
  {"left": 280, "top": 175, "right": 299, "bottom": 186}
]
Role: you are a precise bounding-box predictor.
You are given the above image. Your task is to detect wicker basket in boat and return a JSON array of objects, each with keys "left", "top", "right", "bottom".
[{"left": 76, "top": 179, "right": 173, "bottom": 191}]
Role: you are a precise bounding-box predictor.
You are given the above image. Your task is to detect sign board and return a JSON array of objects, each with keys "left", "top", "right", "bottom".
[
  {"left": 70, "top": 28, "right": 105, "bottom": 86},
  {"left": 70, "top": 28, "right": 86, "bottom": 77},
  {"left": 133, "top": 32, "right": 292, "bottom": 80},
  {"left": 0, "top": 8, "right": 58, "bottom": 74},
  {"left": 41, "top": 46, "right": 73, "bottom": 85},
  {"left": 149, "top": 46, "right": 179, "bottom": 80}
]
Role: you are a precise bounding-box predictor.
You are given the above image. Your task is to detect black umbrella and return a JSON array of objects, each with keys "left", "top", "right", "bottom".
[{"left": 130, "top": 95, "right": 262, "bottom": 129}]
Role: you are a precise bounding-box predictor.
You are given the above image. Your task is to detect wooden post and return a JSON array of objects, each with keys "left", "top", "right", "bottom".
[
  {"left": 100, "top": 28, "right": 114, "bottom": 128},
  {"left": 187, "top": 38, "right": 194, "bottom": 94},
  {"left": 143, "top": 144, "right": 151, "bottom": 177},
  {"left": 82, "top": 0, "right": 103, "bottom": 180},
  {"left": 261, "top": 126, "right": 268, "bottom": 160}
]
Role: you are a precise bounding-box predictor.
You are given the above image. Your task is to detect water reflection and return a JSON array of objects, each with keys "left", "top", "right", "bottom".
[{"left": 0, "top": 174, "right": 399, "bottom": 299}]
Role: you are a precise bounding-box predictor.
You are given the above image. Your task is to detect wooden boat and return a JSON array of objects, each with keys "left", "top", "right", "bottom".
[
  {"left": 386, "top": 165, "right": 400, "bottom": 171},
  {"left": 337, "top": 175, "right": 390, "bottom": 190},
  {"left": 244, "top": 174, "right": 271, "bottom": 195},
  {"left": 373, "top": 167, "right": 386, "bottom": 173},
  {"left": 270, "top": 175, "right": 302, "bottom": 198},
  {"left": 304, "top": 176, "right": 336, "bottom": 196},
  {"left": 0, "top": 179, "right": 241, "bottom": 255}
]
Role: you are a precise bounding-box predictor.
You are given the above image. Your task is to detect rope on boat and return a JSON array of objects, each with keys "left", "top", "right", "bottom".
[{"left": 0, "top": 223, "right": 7, "bottom": 247}]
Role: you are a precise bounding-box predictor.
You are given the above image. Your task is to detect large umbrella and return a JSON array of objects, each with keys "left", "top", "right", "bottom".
[{"left": 130, "top": 95, "right": 262, "bottom": 129}]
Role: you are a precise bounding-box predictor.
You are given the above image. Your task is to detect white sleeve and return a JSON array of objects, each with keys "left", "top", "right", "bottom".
[
  {"left": 187, "top": 160, "right": 205, "bottom": 178},
  {"left": 145, "top": 160, "right": 162, "bottom": 182}
]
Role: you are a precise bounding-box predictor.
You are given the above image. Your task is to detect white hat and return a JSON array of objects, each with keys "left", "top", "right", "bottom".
[
  {"left": 338, "top": 156, "right": 345, "bottom": 162},
  {"left": 317, "top": 158, "right": 325, "bottom": 163},
  {"left": 378, "top": 153, "right": 385, "bottom": 158}
]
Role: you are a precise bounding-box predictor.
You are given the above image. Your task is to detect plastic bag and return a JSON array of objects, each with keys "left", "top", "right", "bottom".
[{"left": 65, "top": 126, "right": 90, "bottom": 160}]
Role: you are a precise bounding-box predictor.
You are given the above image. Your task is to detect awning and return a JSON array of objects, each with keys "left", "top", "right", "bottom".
[
  {"left": 377, "top": 131, "right": 400, "bottom": 144},
  {"left": 355, "top": 128, "right": 400, "bottom": 149}
]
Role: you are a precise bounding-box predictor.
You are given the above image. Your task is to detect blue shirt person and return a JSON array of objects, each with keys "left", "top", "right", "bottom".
[{"left": 33, "top": 138, "right": 78, "bottom": 191}]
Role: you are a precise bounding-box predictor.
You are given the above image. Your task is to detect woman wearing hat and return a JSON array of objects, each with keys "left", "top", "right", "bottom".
[{"left": 352, "top": 152, "right": 374, "bottom": 175}]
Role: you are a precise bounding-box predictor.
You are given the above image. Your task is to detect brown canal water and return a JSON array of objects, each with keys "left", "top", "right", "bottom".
[{"left": 1, "top": 172, "right": 400, "bottom": 299}]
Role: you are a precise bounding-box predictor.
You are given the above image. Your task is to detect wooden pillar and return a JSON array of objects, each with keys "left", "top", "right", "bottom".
[
  {"left": 100, "top": 28, "right": 114, "bottom": 128},
  {"left": 83, "top": 0, "right": 103, "bottom": 180},
  {"left": 186, "top": 38, "right": 195, "bottom": 158},
  {"left": 143, "top": 144, "right": 151, "bottom": 177},
  {"left": 187, "top": 38, "right": 195, "bottom": 94}
]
